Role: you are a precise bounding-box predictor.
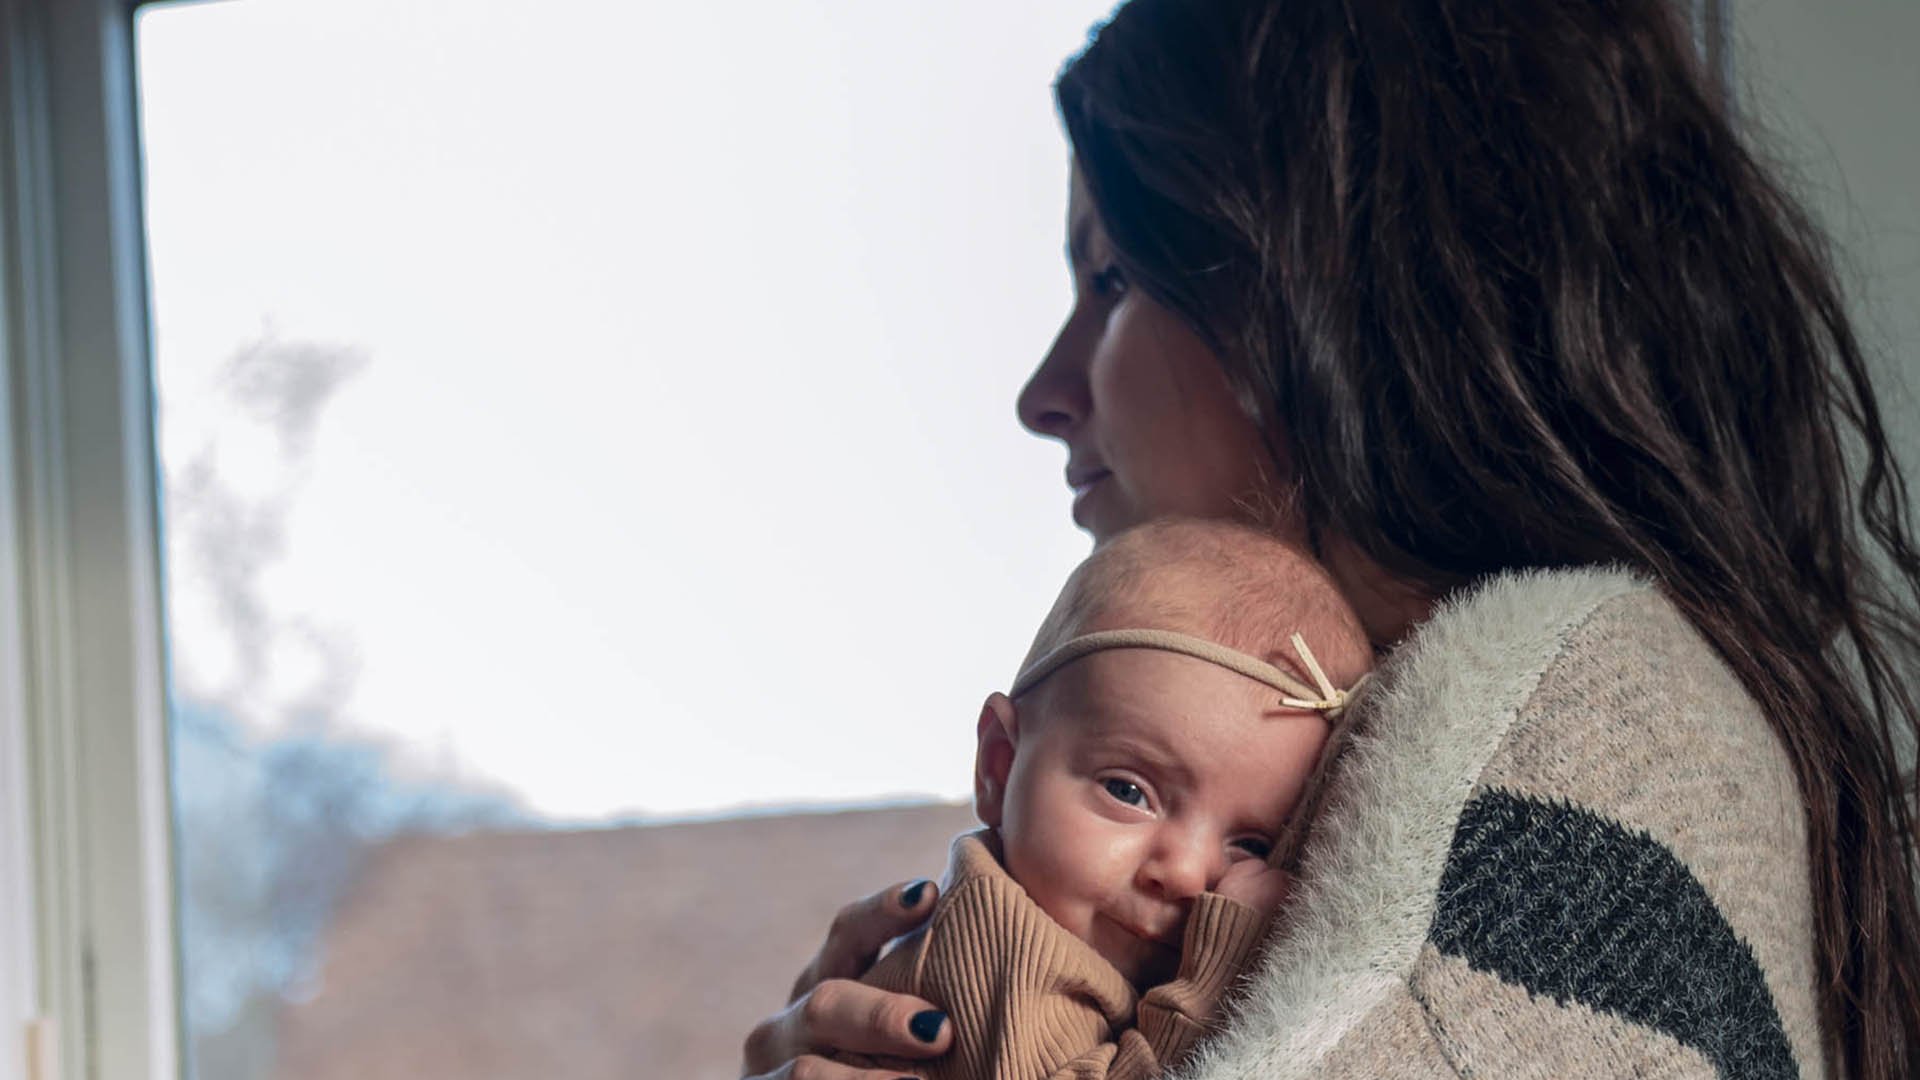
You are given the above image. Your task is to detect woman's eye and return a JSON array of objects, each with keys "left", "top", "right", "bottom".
[
  {"left": 1090, "top": 264, "right": 1128, "bottom": 299},
  {"left": 1231, "top": 837, "right": 1274, "bottom": 860},
  {"left": 1102, "top": 777, "right": 1148, "bottom": 807}
]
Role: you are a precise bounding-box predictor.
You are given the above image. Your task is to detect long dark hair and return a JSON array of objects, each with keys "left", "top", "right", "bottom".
[{"left": 1056, "top": 1, "right": 1920, "bottom": 1076}]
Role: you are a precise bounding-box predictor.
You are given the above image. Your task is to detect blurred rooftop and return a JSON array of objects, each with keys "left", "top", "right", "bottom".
[{"left": 257, "top": 801, "right": 977, "bottom": 1079}]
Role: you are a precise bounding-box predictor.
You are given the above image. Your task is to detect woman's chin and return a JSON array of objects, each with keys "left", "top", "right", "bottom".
[{"left": 1072, "top": 483, "right": 1131, "bottom": 545}]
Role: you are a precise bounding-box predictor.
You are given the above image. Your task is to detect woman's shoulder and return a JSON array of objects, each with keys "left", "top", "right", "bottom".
[
  {"left": 1423, "top": 569, "right": 1823, "bottom": 1077},
  {"left": 1365, "top": 565, "right": 1801, "bottom": 830},
  {"left": 1420, "top": 567, "right": 1804, "bottom": 846},
  {"left": 1175, "top": 566, "right": 1826, "bottom": 1080}
]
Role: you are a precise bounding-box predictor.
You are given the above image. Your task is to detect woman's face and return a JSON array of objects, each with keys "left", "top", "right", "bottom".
[{"left": 1017, "top": 168, "right": 1278, "bottom": 546}]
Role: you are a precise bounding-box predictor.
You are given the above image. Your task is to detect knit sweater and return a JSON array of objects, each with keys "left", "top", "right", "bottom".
[
  {"left": 845, "top": 831, "right": 1268, "bottom": 1080},
  {"left": 1175, "top": 566, "right": 1826, "bottom": 1080}
]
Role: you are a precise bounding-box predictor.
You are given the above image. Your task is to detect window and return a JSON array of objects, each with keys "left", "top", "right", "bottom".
[{"left": 134, "top": 1, "right": 1106, "bottom": 1076}]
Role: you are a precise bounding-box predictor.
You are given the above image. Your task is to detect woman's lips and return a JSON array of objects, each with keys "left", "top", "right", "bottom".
[
  {"left": 1066, "top": 465, "right": 1111, "bottom": 494},
  {"left": 1069, "top": 472, "right": 1109, "bottom": 530}
]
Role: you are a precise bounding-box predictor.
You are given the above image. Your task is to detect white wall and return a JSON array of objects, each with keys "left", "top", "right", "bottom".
[{"left": 1734, "top": 1, "right": 1920, "bottom": 485}]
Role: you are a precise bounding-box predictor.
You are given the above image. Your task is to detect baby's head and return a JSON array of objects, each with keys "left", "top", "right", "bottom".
[{"left": 973, "top": 519, "right": 1371, "bottom": 986}]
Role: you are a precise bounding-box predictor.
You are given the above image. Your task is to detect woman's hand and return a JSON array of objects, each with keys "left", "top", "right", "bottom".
[
  {"left": 741, "top": 879, "right": 954, "bottom": 1080},
  {"left": 1213, "top": 858, "right": 1292, "bottom": 922}
]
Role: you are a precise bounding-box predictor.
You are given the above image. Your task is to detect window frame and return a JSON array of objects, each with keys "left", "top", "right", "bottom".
[{"left": 2, "top": 0, "right": 179, "bottom": 1078}]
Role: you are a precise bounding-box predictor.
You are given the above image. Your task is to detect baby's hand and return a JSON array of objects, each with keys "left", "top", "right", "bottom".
[{"left": 1212, "top": 858, "right": 1293, "bottom": 921}]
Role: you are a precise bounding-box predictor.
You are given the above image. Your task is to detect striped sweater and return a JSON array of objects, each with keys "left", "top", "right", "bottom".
[{"left": 1178, "top": 566, "right": 1827, "bottom": 1079}]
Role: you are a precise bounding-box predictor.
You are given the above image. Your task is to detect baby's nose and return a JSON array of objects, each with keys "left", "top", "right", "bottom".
[{"left": 1139, "top": 836, "right": 1220, "bottom": 901}]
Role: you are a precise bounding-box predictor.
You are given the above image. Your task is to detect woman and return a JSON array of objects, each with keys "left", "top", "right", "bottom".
[{"left": 742, "top": 1, "right": 1920, "bottom": 1077}]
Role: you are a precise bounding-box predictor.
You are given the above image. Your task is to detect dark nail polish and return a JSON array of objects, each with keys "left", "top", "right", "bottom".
[
  {"left": 900, "top": 879, "right": 931, "bottom": 909},
  {"left": 909, "top": 1009, "right": 946, "bottom": 1043}
]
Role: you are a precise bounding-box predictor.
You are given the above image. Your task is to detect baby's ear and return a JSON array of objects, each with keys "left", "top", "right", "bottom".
[{"left": 973, "top": 692, "right": 1020, "bottom": 828}]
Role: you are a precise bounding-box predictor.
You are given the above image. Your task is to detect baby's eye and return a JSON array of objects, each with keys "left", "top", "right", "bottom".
[
  {"left": 1090, "top": 264, "right": 1128, "bottom": 300},
  {"left": 1231, "top": 836, "right": 1274, "bottom": 860},
  {"left": 1102, "top": 777, "right": 1148, "bottom": 808}
]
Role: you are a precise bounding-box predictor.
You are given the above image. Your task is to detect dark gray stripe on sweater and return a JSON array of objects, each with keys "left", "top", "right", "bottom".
[{"left": 1428, "top": 789, "right": 1798, "bottom": 1079}]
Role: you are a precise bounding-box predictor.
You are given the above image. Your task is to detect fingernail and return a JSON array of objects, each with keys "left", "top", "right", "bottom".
[
  {"left": 909, "top": 1009, "right": 945, "bottom": 1043},
  {"left": 900, "top": 880, "right": 931, "bottom": 909}
]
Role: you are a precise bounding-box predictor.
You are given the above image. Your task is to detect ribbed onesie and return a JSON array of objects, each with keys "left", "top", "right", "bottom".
[{"left": 841, "top": 831, "right": 1266, "bottom": 1080}]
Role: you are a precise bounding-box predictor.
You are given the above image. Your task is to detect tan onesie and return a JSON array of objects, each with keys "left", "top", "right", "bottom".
[{"left": 839, "top": 831, "right": 1267, "bottom": 1080}]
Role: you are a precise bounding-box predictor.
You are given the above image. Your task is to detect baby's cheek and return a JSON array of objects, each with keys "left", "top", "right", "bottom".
[{"left": 1004, "top": 800, "right": 1108, "bottom": 934}]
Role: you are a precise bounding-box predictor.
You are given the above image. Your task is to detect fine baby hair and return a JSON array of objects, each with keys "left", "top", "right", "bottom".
[{"left": 1015, "top": 517, "right": 1372, "bottom": 710}]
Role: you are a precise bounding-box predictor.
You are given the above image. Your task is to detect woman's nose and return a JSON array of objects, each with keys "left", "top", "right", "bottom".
[{"left": 1016, "top": 321, "right": 1088, "bottom": 439}]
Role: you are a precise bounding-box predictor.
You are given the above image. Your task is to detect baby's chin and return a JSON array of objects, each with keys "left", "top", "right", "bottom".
[{"left": 1087, "top": 912, "right": 1180, "bottom": 988}]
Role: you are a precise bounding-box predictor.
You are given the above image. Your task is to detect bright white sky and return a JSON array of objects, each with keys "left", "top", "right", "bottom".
[{"left": 136, "top": 0, "right": 1115, "bottom": 821}]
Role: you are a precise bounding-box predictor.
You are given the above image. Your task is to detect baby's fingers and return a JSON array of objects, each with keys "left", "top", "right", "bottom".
[{"left": 1214, "top": 862, "right": 1292, "bottom": 917}]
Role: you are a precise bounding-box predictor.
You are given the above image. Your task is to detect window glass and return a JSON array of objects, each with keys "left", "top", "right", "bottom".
[{"left": 136, "top": 1, "right": 1105, "bottom": 1074}]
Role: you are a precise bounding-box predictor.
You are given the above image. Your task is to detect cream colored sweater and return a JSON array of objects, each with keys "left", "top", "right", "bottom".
[
  {"left": 844, "top": 831, "right": 1267, "bottom": 1080},
  {"left": 1176, "top": 568, "right": 1826, "bottom": 1079}
]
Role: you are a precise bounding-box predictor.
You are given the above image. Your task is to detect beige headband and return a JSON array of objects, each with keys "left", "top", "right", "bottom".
[{"left": 1011, "top": 628, "right": 1367, "bottom": 718}]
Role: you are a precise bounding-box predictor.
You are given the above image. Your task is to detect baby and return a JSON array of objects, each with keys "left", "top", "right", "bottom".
[{"left": 842, "top": 518, "right": 1373, "bottom": 1080}]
